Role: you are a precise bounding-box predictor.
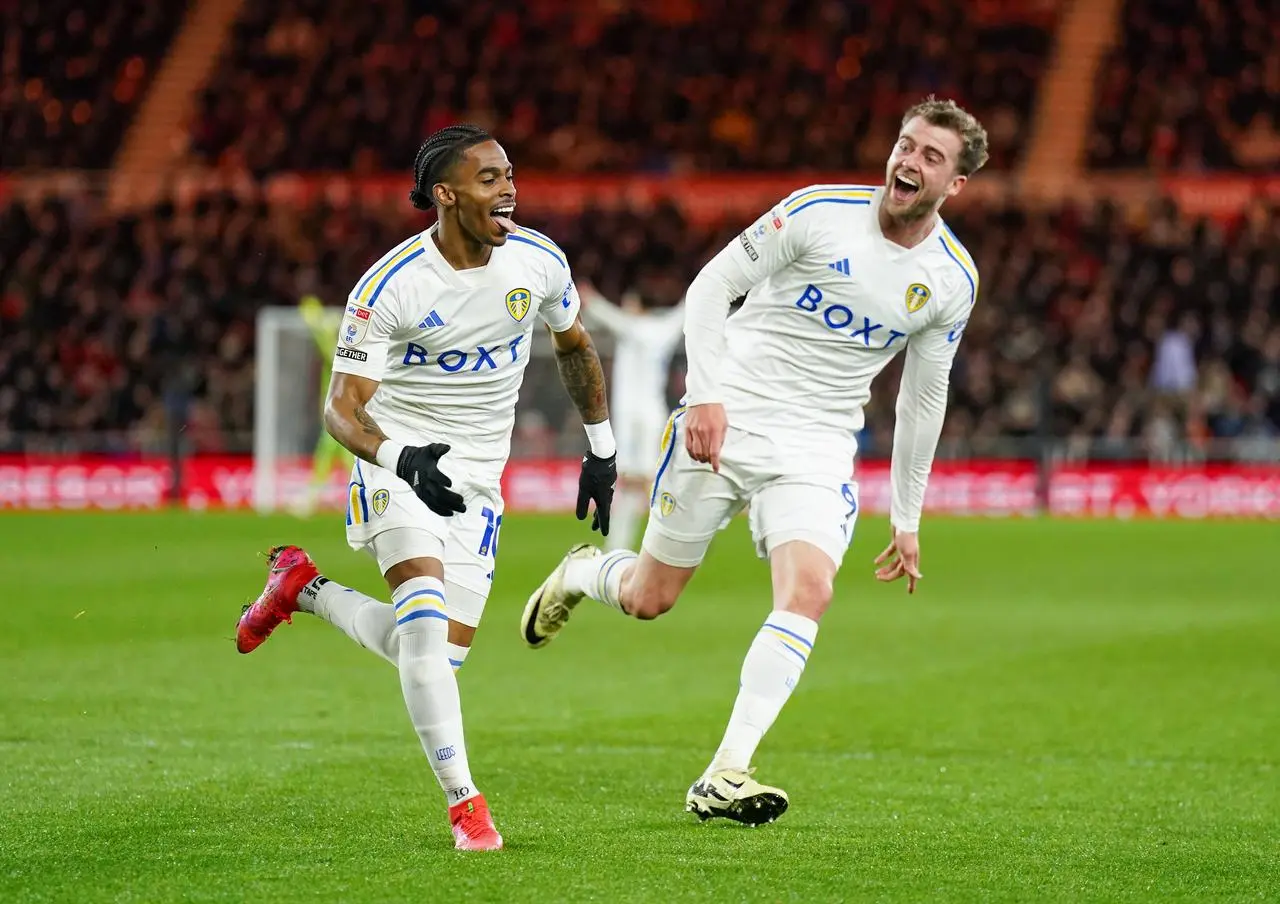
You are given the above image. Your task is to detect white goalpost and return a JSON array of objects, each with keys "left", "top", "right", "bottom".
[{"left": 253, "top": 307, "right": 330, "bottom": 513}]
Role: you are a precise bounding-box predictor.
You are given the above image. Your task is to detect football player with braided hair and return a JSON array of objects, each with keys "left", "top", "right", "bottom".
[{"left": 235, "top": 125, "right": 616, "bottom": 851}]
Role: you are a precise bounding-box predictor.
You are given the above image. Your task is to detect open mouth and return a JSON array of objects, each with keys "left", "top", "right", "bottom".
[
  {"left": 491, "top": 204, "right": 516, "bottom": 235},
  {"left": 890, "top": 173, "right": 921, "bottom": 204}
]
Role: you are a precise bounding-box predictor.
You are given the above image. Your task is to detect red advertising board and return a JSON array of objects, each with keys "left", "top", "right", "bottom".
[
  {"left": 0, "top": 457, "right": 173, "bottom": 510},
  {"left": 0, "top": 456, "right": 1276, "bottom": 518},
  {"left": 1048, "top": 464, "right": 1280, "bottom": 519}
]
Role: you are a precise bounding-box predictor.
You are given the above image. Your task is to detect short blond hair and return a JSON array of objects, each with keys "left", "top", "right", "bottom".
[{"left": 901, "top": 96, "right": 989, "bottom": 176}]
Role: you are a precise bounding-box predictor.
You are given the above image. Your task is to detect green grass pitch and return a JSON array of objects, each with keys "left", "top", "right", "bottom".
[{"left": 1, "top": 511, "right": 1277, "bottom": 903}]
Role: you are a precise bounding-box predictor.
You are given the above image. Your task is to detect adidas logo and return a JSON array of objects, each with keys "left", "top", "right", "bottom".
[
  {"left": 827, "top": 259, "right": 851, "bottom": 276},
  {"left": 417, "top": 310, "right": 445, "bottom": 329}
]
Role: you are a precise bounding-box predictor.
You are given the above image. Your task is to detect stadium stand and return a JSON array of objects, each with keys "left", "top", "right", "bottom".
[
  {"left": 1087, "top": 0, "right": 1280, "bottom": 170},
  {"left": 0, "top": 0, "right": 189, "bottom": 169},
  {"left": 2, "top": 187, "right": 1275, "bottom": 458},
  {"left": 186, "top": 0, "right": 1058, "bottom": 174}
]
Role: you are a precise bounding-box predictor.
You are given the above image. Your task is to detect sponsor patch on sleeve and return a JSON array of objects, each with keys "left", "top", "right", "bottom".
[
  {"left": 340, "top": 307, "right": 370, "bottom": 347},
  {"left": 738, "top": 232, "right": 760, "bottom": 261},
  {"left": 335, "top": 347, "right": 368, "bottom": 362},
  {"left": 747, "top": 206, "right": 786, "bottom": 245}
]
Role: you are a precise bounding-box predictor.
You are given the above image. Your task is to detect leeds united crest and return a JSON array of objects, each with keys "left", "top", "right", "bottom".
[
  {"left": 505, "top": 287, "right": 532, "bottom": 322},
  {"left": 905, "top": 283, "right": 931, "bottom": 313}
]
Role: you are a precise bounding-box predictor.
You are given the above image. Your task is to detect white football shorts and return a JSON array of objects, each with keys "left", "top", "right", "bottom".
[
  {"left": 343, "top": 459, "right": 503, "bottom": 628},
  {"left": 642, "top": 408, "right": 859, "bottom": 569}
]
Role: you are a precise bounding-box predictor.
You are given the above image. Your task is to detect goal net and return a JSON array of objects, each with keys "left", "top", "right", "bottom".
[{"left": 253, "top": 306, "right": 667, "bottom": 513}]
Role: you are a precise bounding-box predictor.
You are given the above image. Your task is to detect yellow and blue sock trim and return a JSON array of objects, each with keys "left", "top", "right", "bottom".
[
  {"left": 393, "top": 578, "right": 448, "bottom": 627},
  {"left": 761, "top": 619, "right": 815, "bottom": 666}
]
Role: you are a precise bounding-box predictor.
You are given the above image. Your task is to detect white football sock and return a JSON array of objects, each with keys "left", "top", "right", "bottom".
[
  {"left": 447, "top": 642, "right": 470, "bottom": 672},
  {"left": 301, "top": 578, "right": 482, "bottom": 675},
  {"left": 301, "top": 576, "right": 397, "bottom": 665},
  {"left": 392, "top": 576, "right": 478, "bottom": 806},
  {"left": 564, "top": 549, "right": 635, "bottom": 613},
  {"left": 606, "top": 486, "right": 644, "bottom": 552},
  {"left": 708, "top": 609, "right": 818, "bottom": 774}
]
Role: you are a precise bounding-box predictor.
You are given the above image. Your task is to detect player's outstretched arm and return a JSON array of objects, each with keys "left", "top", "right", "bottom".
[
  {"left": 548, "top": 316, "right": 617, "bottom": 533},
  {"left": 577, "top": 284, "right": 632, "bottom": 337}
]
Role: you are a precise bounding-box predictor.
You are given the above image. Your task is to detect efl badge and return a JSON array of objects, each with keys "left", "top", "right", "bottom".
[
  {"left": 372, "top": 488, "right": 390, "bottom": 516},
  {"left": 505, "top": 287, "right": 532, "bottom": 322},
  {"left": 905, "top": 283, "right": 931, "bottom": 314},
  {"left": 659, "top": 492, "right": 677, "bottom": 517},
  {"left": 750, "top": 208, "right": 786, "bottom": 243},
  {"left": 341, "top": 305, "right": 371, "bottom": 346}
]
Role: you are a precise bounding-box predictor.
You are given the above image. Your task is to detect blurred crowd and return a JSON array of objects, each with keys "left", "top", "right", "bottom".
[
  {"left": 864, "top": 196, "right": 1280, "bottom": 462},
  {"left": 2, "top": 0, "right": 1278, "bottom": 463},
  {"left": 188, "top": 0, "right": 1055, "bottom": 175},
  {"left": 1, "top": 0, "right": 187, "bottom": 169},
  {"left": 1088, "top": 0, "right": 1280, "bottom": 170},
  {"left": 2, "top": 186, "right": 1276, "bottom": 460},
  {"left": 0, "top": 187, "right": 737, "bottom": 453}
]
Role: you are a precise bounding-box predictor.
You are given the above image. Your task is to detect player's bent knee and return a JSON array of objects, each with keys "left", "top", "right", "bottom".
[
  {"left": 623, "top": 553, "right": 693, "bottom": 620},
  {"left": 627, "top": 588, "right": 677, "bottom": 621},
  {"left": 769, "top": 541, "right": 837, "bottom": 620},
  {"left": 778, "top": 573, "right": 833, "bottom": 620}
]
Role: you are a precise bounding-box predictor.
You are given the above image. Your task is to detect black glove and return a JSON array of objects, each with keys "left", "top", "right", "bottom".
[
  {"left": 395, "top": 443, "right": 466, "bottom": 517},
  {"left": 577, "top": 450, "right": 617, "bottom": 535}
]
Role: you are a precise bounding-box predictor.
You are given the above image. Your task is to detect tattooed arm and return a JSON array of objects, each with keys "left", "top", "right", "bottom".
[
  {"left": 550, "top": 315, "right": 617, "bottom": 533},
  {"left": 323, "top": 371, "right": 390, "bottom": 464},
  {"left": 549, "top": 316, "right": 610, "bottom": 428}
]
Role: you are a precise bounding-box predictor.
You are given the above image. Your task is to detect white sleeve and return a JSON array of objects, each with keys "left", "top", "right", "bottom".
[
  {"left": 331, "top": 291, "right": 405, "bottom": 381},
  {"left": 537, "top": 257, "right": 581, "bottom": 333},
  {"left": 580, "top": 292, "right": 633, "bottom": 336},
  {"left": 684, "top": 201, "right": 807, "bottom": 405},
  {"left": 889, "top": 298, "right": 972, "bottom": 533}
]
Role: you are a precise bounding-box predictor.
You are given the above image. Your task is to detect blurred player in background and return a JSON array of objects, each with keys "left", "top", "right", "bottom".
[
  {"left": 294, "top": 295, "right": 355, "bottom": 516},
  {"left": 235, "top": 125, "right": 617, "bottom": 851},
  {"left": 522, "top": 98, "right": 987, "bottom": 826},
  {"left": 579, "top": 286, "right": 685, "bottom": 550}
]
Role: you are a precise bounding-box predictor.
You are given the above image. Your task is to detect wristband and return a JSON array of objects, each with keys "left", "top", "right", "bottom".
[
  {"left": 583, "top": 419, "right": 617, "bottom": 458},
  {"left": 374, "top": 439, "right": 406, "bottom": 473}
]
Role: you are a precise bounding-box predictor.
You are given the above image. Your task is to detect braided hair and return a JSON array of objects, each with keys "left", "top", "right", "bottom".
[{"left": 409, "top": 124, "right": 494, "bottom": 211}]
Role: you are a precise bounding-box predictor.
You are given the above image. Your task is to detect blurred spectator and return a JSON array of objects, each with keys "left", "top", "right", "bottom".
[
  {"left": 0, "top": 1, "right": 188, "bottom": 168},
  {"left": 1088, "top": 0, "right": 1279, "bottom": 170},
  {"left": 188, "top": 0, "right": 1058, "bottom": 175},
  {"left": 1149, "top": 312, "right": 1198, "bottom": 393}
]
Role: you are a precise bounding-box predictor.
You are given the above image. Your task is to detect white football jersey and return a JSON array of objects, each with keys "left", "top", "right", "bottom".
[
  {"left": 691, "top": 184, "right": 978, "bottom": 467},
  {"left": 331, "top": 224, "right": 580, "bottom": 495}
]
